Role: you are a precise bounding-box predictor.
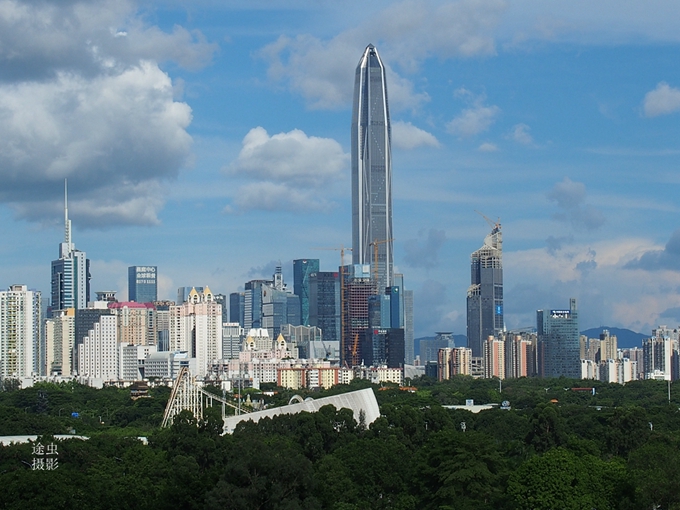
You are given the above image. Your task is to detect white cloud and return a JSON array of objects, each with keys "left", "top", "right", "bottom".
[
  {"left": 0, "top": 62, "right": 192, "bottom": 227},
  {"left": 228, "top": 127, "right": 347, "bottom": 185},
  {"left": 226, "top": 182, "right": 332, "bottom": 213},
  {"left": 447, "top": 89, "right": 501, "bottom": 137},
  {"left": 504, "top": 237, "right": 677, "bottom": 334},
  {"left": 643, "top": 82, "right": 680, "bottom": 117},
  {"left": 0, "top": 0, "right": 215, "bottom": 227},
  {"left": 392, "top": 121, "right": 440, "bottom": 149},
  {"left": 509, "top": 123, "right": 533, "bottom": 144},
  {"left": 259, "top": 0, "right": 505, "bottom": 110},
  {"left": 225, "top": 127, "right": 348, "bottom": 213},
  {"left": 478, "top": 142, "right": 499, "bottom": 152}
]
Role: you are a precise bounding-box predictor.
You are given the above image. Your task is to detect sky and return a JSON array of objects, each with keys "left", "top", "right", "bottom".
[{"left": 2, "top": 0, "right": 680, "bottom": 338}]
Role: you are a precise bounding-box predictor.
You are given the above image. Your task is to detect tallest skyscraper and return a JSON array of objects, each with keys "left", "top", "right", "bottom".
[
  {"left": 50, "top": 180, "right": 90, "bottom": 314},
  {"left": 351, "top": 44, "right": 393, "bottom": 293}
]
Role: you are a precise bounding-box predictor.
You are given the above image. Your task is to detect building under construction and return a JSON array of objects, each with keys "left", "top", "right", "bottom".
[{"left": 341, "top": 264, "right": 377, "bottom": 366}]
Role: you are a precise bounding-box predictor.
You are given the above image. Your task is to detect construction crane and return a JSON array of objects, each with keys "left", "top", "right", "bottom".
[
  {"left": 474, "top": 210, "right": 501, "bottom": 233},
  {"left": 369, "top": 238, "right": 394, "bottom": 287},
  {"left": 313, "top": 246, "right": 352, "bottom": 365}
]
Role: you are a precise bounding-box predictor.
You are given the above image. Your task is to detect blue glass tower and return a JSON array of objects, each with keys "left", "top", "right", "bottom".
[{"left": 128, "top": 266, "right": 158, "bottom": 303}]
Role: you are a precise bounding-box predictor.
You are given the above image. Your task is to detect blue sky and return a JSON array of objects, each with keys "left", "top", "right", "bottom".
[{"left": 2, "top": 0, "right": 680, "bottom": 337}]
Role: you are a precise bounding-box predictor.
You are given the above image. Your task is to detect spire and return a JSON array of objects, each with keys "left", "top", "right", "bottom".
[
  {"left": 59, "top": 179, "right": 74, "bottom": 258},
  {"left": 64, "top": 179, "right": 71, "bottom": 248}
]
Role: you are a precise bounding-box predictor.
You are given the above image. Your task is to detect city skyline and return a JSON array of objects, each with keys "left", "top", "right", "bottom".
[{"left": 2, "top": 1, "right": 680, "bottom": 338}]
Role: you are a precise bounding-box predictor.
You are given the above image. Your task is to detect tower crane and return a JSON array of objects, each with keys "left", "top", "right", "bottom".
[{"left": 474, "top": 210, "right": 501, "bottom": 233}]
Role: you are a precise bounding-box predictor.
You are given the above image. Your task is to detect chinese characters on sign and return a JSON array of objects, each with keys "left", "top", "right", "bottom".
[{"left": 31, "top": 442, "right": 58, "bottom": 470}]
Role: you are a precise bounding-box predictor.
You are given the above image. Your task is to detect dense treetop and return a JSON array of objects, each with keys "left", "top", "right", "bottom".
[{"left": 1, "top": 376, "right": 680, "bottom": 509}]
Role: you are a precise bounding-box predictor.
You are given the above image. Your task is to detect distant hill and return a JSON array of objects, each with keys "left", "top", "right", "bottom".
[{"left": 580, "top": 327, "right": 647, "bottom": 349}]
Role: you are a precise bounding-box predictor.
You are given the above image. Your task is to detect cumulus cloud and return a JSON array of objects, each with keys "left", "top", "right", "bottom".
[
  {"left": 478, "top": 142, "right": 499, "bottom": 152},
  {"left": 509, "top": 123, "right": 533, "bottom": 144},
  {"left": 0, "top": 0, "right": 215, "bottom": 227},
  {"left": 259, "top": 0, "right": 504, "bottom": 110},
  {"left": 504, "top": 238, "right": 675, "bottom": 333},
  {"left": 643, "top": 82, "right": 680, "bottom": 117},
  {"left": 392, "top": 121, "right": 440, "bottom": 149},
  {"left": 625, "top": 229, "right": 680, "bottom": 271},
  {"left": 404, "top": 229, "right": 447, "bottom": 269},
  {"left": 446, "top": 88, "right": 500, "bottom": 137},
  {"left": 225, "top": 127, "right": 348, "bottom": 213},
  {"left": 546, "top": 177, "right": 605, "bottom": 232}
]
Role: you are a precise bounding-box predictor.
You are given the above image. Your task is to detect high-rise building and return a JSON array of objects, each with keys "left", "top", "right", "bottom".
[
  {"left": 351, "top": 44, "right": 393, "bottom": 294},
  {"left": 643, "top": 327, "right": 673, "bottom": 380},
  {"left": 342, "top": 264, "right": 377, "bottom": 366},
  {"left": 309, "top": 271, "right": 340, "bottom": 343},
  {"left": 467, "top": 220, "right": 503, "bottom": 357},
  {"left": 537, "top": 298, "right": 580, "bottom": 378},
  {"left": 293, "top": 259, "right": 319, "bottom": 326},
  {"left": 403, "top": 289, "right": 414, "bottom": 364},
  {"left": 483, "top": 335, "right": 505, "bottom": 379},
  {"left": 51, "top": 181, "right": 90, "bottom": 313},
  {"left": 229, "top": 292, "right": 245, "bottom": 328},
  {"left": 0, "top": 285, "right": 41, "bottom": 379},
  {"left": 108, "top": 302, "right": 157, "bottom": 346},
  {"left": 169, "top": 287, "right": 222, "bottom": 378},
  {"left": 45, "top": 308, "right": 75, "bottom": 376},
  {"left": 78, "top": 315, "right": 118, "bottom": 383},
  {"left": 128, "top": 266, "right": 158, "bottom": 303},
  {"left": 177, "top": 286, "right": 204, "bottom": 304}
]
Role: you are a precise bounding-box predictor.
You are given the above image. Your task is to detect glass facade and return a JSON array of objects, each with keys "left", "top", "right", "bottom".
[
  {"left": 128, "top": 266, "right": 158, "bottom": 304},
  {"left": 466, "top": 222, "right": 503, "bottom": 357},
  {"left": 293, "top": 259, "right": 319, "bottom": 326},
  {"left": 351, "top": 44, "right": 393, "bottom": 294},
  {"left": 537, "top": 298, "right": 580, "bottom": 378}
]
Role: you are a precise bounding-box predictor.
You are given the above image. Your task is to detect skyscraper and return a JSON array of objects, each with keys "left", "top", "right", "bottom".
[
  {"left": 351, "top": 44, "right": 393, "bottom": 294},
  {"left": 0, "top": 285, "right": 41, "bottom": 378},
  {"left": 537, "top": 298, "right": 580, "bottom": 379},
  {"left": 128, "top": 266, "right": 158, "bottom": 303},
  {"left": 51, "top": 180, "right": 90, "bottom": 313},
  {"left": 293, "top": 259, "right": 319, "bottom": 326},
  {"left": 466, "top": 220, "right": 503, "bottom": 357},
  {"left": 309, "top": 271, "right": 340, "bottom": 343}
]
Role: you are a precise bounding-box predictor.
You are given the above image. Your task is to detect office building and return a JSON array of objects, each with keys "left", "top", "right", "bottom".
[
  {"left": 537, "top": 298, "right": 580, "bottom": 378},
  {"left": 50, "top": 181, "right": 90, "bottom": 313},
  {"left": 403, "top": 289, "right": 414, "bottom": 364},
  {"left": 222, "top": 322, "right": 243, "bottom": 360},
  {"left": 351, "top": 44, "right": 393, "bottom": 294},
  {"left": 0, "top": 285, "right": 41, "bottom": 379},
  {"left": 467, "top": 220, "right": 503, "bottom": 357},
  {"left": 229, "top": 292, "right": 245, "bottom": 328},
  {"left": 309, "top": 271, "right": 340, "bottom": 343},
  {"left": 128, "top": 266, "right": 157, "bottom": 303},
  {"left": 293, "top": 259, "right": 319, "bottom": 326}
]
